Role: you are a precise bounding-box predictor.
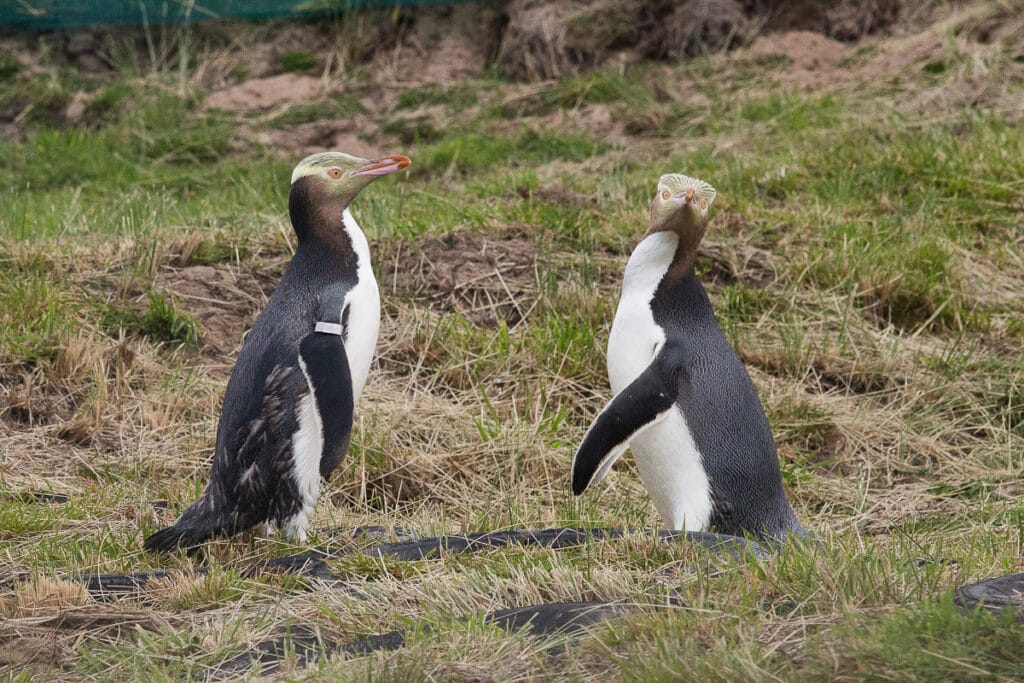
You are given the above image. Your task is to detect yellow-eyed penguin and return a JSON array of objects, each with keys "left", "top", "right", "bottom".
[
  {"left": 571, "top": 174, "right": 804, "bottom": 543},
  {"left": 144, "top": 151, "right": 410, "bottom": 553}
]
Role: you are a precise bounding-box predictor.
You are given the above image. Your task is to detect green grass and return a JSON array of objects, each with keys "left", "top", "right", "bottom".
[
  {"left": 102, "top": 291, "right": 203, "bottom": 348},
  {"left": 279, "top": 50, "right": 318, "bottom": 73},
  {"left": 2, "top": 6, "right": 1023, "bottom": 680},
  {"left": 395, "top": 82, "right": 480, "bottom": 112},
  {"left": 267, "top": 93, "right": 365, "bottom": 128}
]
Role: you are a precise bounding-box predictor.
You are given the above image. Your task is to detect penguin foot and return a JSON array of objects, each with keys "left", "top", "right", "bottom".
[
  {"left": 255, "top": 521, "right": 279, "bottom": 538},
  {"left": 282, "top": 514, "right": 310, "bottom": 545}
]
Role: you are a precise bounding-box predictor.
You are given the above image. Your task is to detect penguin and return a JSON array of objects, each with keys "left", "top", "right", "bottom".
[
  {"left": 144, "top": 151, "right": 410, "bottom": 553},
  {"left": 570, "top": 173, "right": 804, "bottom": 543}
]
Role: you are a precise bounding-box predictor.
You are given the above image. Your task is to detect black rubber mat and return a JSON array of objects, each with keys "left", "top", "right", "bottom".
[
  {"left": 953, "top": 573, "right": 1024, "bottom": 618},
  {"left": 217, "top": 601, "right": 636, "bottom": 675},
  {"left": 2, "top": 527, "right": 765, "bottom": 601}
]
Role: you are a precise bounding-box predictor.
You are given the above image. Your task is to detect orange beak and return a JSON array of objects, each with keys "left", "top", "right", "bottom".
[{"left": 352, "top": 155, "right": 412, "bottom": 177}]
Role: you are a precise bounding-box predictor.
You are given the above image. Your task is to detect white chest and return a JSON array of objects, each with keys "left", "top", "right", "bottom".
[
  {"left": 606, "top": 230, "right": 713, "bottom": 531},
  {"left": 607, "top": 232, "right": 676, "bottom": 391},
  {"left": 340, "top": 208, "right": 381, "bottom": 405}
]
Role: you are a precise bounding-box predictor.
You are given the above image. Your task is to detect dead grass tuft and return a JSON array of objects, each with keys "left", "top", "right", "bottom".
[
  {"left": 12, "top": 575, "right": 94, "bottom": 614},
  {"left": 826, "top": 0, "right": 904, "bottom": 41},
  {"left": 497, "top": 0, "right": 639, "bottom": 82},
  {"left": 642, "top": 0, "right": 753, "bottom": 59}
]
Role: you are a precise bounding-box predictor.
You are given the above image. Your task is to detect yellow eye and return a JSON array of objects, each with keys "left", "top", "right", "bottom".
[
  {"left": 661, "top": 190, "right": 670, "bottom": 200},
  {"left": 327, "top": 168, "right": 343, "bottom": 180},
  {"left": 700, "top": 199, "right": 708, "bottom": 209}
]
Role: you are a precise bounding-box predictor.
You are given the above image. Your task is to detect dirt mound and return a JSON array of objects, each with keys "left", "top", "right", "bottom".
[
  {"left": 741, "top": 30, "right": 847, "bottom": 90},
  {"left": 746, "top": 30, "right": 846, "bottom": 71},
  {"left": 153, "top": 263, "right": 278, "bottom": 361},
  {"left": 497, "top": 0, "right": 909, "bottom": 82},
  {"left": 388, "top": 231, "right": 537, "bottom": 327},
  {"left": 642, "top": 0, "right": 752, "bottom": 59},
  {"left": 372, "top": 4, "right": 504, "bottom": 84}
]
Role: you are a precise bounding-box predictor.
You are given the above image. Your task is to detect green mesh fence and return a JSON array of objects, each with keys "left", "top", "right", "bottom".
[{"left": 1, "top": 1, "right": 458, "bottom": 31}]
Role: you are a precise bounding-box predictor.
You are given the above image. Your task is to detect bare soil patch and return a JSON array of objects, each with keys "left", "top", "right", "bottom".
[
  {"left": 741, "top": 31, "right": 848, "bottom": 90},
  {"left": 386, "top": 231, "right": 538, "bottom": 328},
  {"left": 370, "top": 4, "right": 503, "bottom": 84},
  {"left": 205, "top": 73, "right": 324, "bottom": 111},
  {"left": 543, "top": 102, "right": 627, "bottom": 143},
  {"left": 154, "top": 263, "right": 278, "bottom": 361},
  {"left": 515, "top": 185, "right": 597, "bottom": 209}
]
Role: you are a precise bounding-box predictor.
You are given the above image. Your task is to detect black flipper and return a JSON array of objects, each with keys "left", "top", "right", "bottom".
[
  {"left": 144, "top": 366, "right": 308, "bottom": 553},
  {"left": 571, "top": 343, "right": 682, "bottom": 496},
  {"left": 298, "top": 330, "right": 353, "bottom": 479}
]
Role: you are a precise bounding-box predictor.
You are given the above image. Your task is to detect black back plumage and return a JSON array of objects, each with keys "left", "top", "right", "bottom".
[{"left": 650, "top": 269, "right": 803, "bottom": 541}]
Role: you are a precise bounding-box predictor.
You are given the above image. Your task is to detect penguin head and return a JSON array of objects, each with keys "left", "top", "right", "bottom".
[
  {"left": 288, "top": 151, "right": 410, "bottom": 243},
  {"left": 648, "top": 173, "right": 716, "bottom": 239},
  {"left": 290, "top": 151, "right": 411, "bottom": 205}
]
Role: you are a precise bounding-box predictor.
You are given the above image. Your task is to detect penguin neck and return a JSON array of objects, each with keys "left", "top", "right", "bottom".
[
  {"left": 289, "top": 179, "right": 359, "bottom": 268},
  {"left": 643, "top": 207, "right": 705, "bottom": 281},
  {"left": 625, "top": 230, "right": 700, "bottom": 297}
]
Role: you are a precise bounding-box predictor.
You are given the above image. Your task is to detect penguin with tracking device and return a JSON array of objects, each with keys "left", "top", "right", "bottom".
[
  {"left": 144, "top": 151, "right": 410, "bottom": 553},
  {"left": 571, "top": 174, "right": 804, "bottom": 543}
]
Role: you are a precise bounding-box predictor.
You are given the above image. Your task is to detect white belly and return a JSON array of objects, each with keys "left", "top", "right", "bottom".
[
  {"left": 629, "top": 410, "right": 713, "bottom": 530},
  {"left": 285, "top": 357, "right": 324, "bottom": 543},
  {"left": 606, "top": 231, "right": 713, "bottom": 531}
]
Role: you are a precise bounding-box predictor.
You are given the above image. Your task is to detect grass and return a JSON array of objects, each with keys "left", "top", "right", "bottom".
[
  {"left": 1, "top": 2, "right": 1024, "bottom": 679},
  {"left": 102, "top": 291, "right": 203, "bottom": 348}
]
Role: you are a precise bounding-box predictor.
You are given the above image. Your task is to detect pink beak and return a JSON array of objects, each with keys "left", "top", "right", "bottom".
[
  {"left": 670, "top": 187, "right": 696, "bottom": 206},
  {"left": 352, "top": 155, "right": 412, "bottom": 177}
]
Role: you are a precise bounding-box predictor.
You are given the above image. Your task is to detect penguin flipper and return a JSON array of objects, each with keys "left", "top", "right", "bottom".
[
  {"left": 571, "top": 346, "right": 681, "bottom": 496},
  {"left": 144, "top": 365, "right": 308, "bottom": 553},
  {"left": 298, "top": 330, "right": 354, "bottom": 478}
]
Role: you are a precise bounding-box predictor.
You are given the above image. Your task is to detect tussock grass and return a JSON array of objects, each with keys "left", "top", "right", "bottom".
[{"left": 1, "top": 2, "right": 1023, "bottom": 679}]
